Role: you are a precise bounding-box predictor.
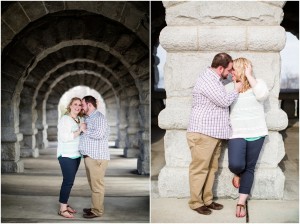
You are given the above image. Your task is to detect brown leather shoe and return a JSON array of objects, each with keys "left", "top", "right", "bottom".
[
  {"left": 193, "top": 206, "right": 212, "bottom": 215},
  {"left": 206, "top": 202, "right": 224, "bottom": 210},
  {"left": 83, "top": 211, "right": 99, "bottom": 218},
  {"left": 83, "top": 208, "right": 91, "bottom": 214}
]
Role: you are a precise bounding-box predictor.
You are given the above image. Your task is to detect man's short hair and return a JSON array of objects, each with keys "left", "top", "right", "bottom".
[
  {"left": 82, "top": 95, "right": 97, "bottom": 108},
  {"left": 211, "top": 53, "right": 233, "bottom": 69}
]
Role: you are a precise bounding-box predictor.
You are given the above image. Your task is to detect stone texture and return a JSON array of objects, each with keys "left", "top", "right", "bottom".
[
  {"left": 19, "top": 1, "right": 47, "bottom": 21},
  {"left": 158, "top": 166, "right": 285, "bottom": 199},
  {"left": 1, "top": 21, "right": 15, "bottom": 51},
  {"left": 158, "top": 97, "right": 191, "bottom": 130},
  {"left": 20, "top": 147, "right": 39, "bottom": 158},
  {"left": 1, "top": 160, "right": 24, "bottom": 173},
  {"left": 248, "top": 26, "right": 286, "bottom": 51},
  {"left": 164, "top": 1, "right": 284, "bottom": 26},
  {"left": 44, "top": 1, "right": 65, "bottom": 13},
  {"left": 160, "top": 26, "right": 198, "bottom": 51},
  {"left": 124, "top": 148, "right": 140, "bottom": 158},
  {"left": 265, "top": 109, "right": 289, "bottom": 131},
  {"left": 1, "top": 142, "right": 21, "bottom": 161},
  {"left": 158, "top": 1, "right": 287, "bottom": 199},
  {"left": 1, "top": 3, "right": 30, "bottom": 34}
]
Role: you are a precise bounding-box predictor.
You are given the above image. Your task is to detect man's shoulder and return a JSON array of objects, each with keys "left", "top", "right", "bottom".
[{"left": 91, "top": 111, "right": 107, "bottom": 120}]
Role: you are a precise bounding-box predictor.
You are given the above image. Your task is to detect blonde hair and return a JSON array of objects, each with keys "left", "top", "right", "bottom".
[
  {"left": 65, "top": 97, "right": 83, "bottom": 117},
  {"left": 233, "top": 58, "right": 252, "bottom": 92}
]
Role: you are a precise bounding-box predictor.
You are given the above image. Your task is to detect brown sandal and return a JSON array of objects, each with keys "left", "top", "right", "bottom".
[
  {"left": 236, "top": 204, "right": 246, "bottom": 218},
  {"left": 67, "top": 205, "right": 77, "bottom": 213},
  {"left": 58, "top": 210, "right": 74, "bottom": 218}
]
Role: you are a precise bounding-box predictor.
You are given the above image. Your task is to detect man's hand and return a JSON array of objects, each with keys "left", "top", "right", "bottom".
[{"left": 80, "top": 123, "right": 87, "bottom": 133}]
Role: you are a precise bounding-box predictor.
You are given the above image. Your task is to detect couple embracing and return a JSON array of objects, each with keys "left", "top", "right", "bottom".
[
  {"left": 56, "top": 95, "right": 110, "bottom": 219},
  {"left": 187, "top": 53, "right": 269, "bottom": 218}
]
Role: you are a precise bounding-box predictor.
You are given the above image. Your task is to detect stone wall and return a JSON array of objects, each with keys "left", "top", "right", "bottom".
[{"left": 158, "top": 1, "right": 288, "bottom": 199}]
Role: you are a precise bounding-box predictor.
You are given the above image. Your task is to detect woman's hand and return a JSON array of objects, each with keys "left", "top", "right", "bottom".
[
  {"left": 244, "top": 64, "right": 257, "bottom": 88},
  {"left": 245, "top": 64, "right": 252, "bottom": 78}
]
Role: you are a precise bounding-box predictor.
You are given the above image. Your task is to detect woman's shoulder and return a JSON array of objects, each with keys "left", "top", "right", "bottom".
[
  {"left": 256, "top": 78, "right": 266, "bottom": 84},
  {"left": 59, "top": 114, "right": 72, "bottom": 122}
]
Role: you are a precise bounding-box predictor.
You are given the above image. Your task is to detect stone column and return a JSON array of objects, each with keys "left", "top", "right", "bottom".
[
  {"left": 36, "top": 107, "right": 49, "bottom": 150},
  {"left": 19, "top": 93, "right": 39, "bottom": 157},
  {"left": 46, "top": 103, "right": 58, "bottom": 141},
  {"left": 124, "top": 96, "right": 140, "bottom": 158},
  {"left": 118, "top": 99, "right": 129, "bottom": 150},
  {"left": 105, "top": 98, "right": 120, "bottom": 147},
  {"left": 1, "top": 92, "right": 24, "bottom": 172},
  {"left": 158, "top": 1, "right": 288, "bottom": 199},
  {"left": 137, "top": 80, "right": 150, "bottom": 175}
]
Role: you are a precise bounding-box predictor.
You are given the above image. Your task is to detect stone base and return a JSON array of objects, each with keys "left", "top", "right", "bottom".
[
  {"left": 1, "top": 160, "right": 24, "bottom": 173},
  {"left": 123, "top": 148, "right": 139, "bottom": 158},
  {"left": 137, "top": 157, "right": 150, "bottom": 175},
  {"left": 20, "top": 147, "right": 39, "bottom": 158},
  {"left": 158, "top": 166, "right": 285, "bottom": 199}
]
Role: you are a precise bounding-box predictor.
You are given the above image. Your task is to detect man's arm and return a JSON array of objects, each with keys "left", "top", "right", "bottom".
[
  {"left": 201, "top": 78, "right": 241, "bottom": 108},
  {"left": 84, "top": 117, "right": 108, "bottom": 140}
]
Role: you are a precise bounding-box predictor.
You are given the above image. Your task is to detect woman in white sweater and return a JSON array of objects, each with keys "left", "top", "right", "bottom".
[
  {"left": 228, "top": 58, "right": 269, "bottom": 218},
  {"left": 57, "top": 97, "right": 83, "bottom": 218}
]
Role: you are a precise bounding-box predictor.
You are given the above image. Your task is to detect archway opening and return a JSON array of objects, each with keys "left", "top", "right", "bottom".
[
  {"left": 280, "top": 1, "right": 299, "bottom": 124},
  {"left": 58, "top": 86, "right": 106, "bottom": 118}
]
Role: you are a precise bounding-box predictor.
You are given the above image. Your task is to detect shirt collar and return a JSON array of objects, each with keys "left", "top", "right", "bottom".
[
  {"left": 207, "top": 67, "right": 223, "bottom": 81},
  {"left": 86, "top": 109, "right": 97, "bottom": 118}
]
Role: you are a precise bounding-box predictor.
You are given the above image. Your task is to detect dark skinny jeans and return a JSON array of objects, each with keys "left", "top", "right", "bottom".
[
  {"left": 228, "top": 137, "right": 265, "bottom": 194},
  {"left": 58, "top": 156, "right": 81, "bottom": 204}
]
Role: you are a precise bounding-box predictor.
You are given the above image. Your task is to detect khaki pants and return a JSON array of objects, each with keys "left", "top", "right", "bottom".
[
  {"left": 84, "top": 157, "right": 109, "bottom": 216},
  {"left": 186, "top": 132, "right": 222, "bottom": 209}
]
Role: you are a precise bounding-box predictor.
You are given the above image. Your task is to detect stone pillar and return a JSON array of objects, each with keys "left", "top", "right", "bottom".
[
  {"left": 118, "top": 99, "right": 128, "bottom": 150},
  {"left": 137, "top": 103, "right": 150, "bottom": 174},
  {"left": 105, "top": 98, "right": 120, "bottom": 147},
  {"left": 124, "top": 96, "right": 140, "bottom": 158},
  {"left": 36, "top": 107, "right": 49, "bottom": 149},
  {"left": 1, "top": 92, "right": 24, "bottom": 172},
  {"left": 19, "top": 93, "right": 39, "bottom": 157},
  {"left": 158, "top": 1, "right": 288, "bottom": 199},
  {"left": 46, "top": 103, "right": 58, "bottom": 141}
]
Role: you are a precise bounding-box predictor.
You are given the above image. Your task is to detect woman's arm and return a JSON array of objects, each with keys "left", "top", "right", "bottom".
[
  {"left": 245, "top": 64, "right": 257, "bottom": 88},
  {"left": 58, "top": 116, "right": 80, "bottom": 142},
  {"left": 245, "top": 64, "right": 269, "bottom": 101}
]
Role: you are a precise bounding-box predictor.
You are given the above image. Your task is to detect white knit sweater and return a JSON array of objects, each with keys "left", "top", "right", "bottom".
[
  {"left": 226, "top": 79, "right": 269, "bottom": 139},
  {"left": 57, "top": 115, "right": 82, "bottom": 158}
]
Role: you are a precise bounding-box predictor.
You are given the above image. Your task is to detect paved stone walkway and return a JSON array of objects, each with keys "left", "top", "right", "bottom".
[{"left": 1, "top": 143, "right": 149, "bottom": 223}]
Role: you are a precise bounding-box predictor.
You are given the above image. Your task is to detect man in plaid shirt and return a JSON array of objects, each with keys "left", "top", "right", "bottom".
[
  {"left": 186, "top": 53, "right": 242, "bottom": 215},
  {"left": 79, "top": 95, "right": 110, "bottom": 218}
]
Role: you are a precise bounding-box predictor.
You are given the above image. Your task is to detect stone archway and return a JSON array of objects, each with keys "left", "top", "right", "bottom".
[
  {"left": 1, "top": 1, "right": 149, "bottom": 175},
  {"left": 154, "top": 1, "right": 298, "bottom": 199}
]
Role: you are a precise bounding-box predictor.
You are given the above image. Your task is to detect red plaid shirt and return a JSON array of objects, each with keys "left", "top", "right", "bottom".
[{"left": 187, "top": 67, "right": 238, "bottom": 139}]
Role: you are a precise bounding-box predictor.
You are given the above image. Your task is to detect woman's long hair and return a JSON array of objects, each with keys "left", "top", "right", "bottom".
[
  {"left": 233, "top": 58, "right": 252, "bottom": 93},
  {"left": 65, "top": 97, "right": 83, "bottom": 117}
]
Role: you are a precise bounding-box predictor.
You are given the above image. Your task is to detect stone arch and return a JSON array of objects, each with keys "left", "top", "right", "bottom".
[
  {"left": 1, "top": 1, "right": 149, "bottom": 49},
  {"left": 1, "top": 2, "right": 149, "bottom": 175},
  {"left": 41, "top": 71, "right": 119, "bottom": 143}
]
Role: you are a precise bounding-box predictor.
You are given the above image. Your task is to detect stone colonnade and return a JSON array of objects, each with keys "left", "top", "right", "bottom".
[
  {"left": 158, "top": 1, "right": 288, "bottom": 199},
  {"left": 1, "top": 1, "right": 149, "bottom": 175}
]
